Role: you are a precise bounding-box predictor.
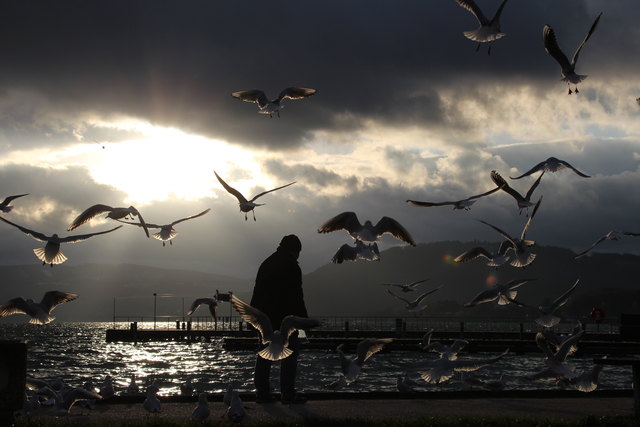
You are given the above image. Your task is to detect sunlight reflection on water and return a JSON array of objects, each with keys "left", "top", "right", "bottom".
[{"left": 0, "top": 322, "right": 632, "bottom": 395}]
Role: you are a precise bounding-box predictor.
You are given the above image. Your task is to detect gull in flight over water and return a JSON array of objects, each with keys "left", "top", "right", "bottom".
[
  {"left": 526, "top": 329, "right": 584, "bottom": 381},
  {"left": 464, "top": 279, "right": 534, "bottom": 307},
  {"left": 453, "top": 240, "right": 512, "bottom": 267},
  {"left": 318, "top": 212, "right": 416, "bottom": 246},
  {"left": 418, "top": 348, "right": 509, "bottom": 385},
  {"left": 406, "top": 185, "right": 502, "bottom": 211},
  {"left": 68, "top": 204, "right": 149, "bottom": 237},
  {"left": 230, "top": 294, "right": 321, "bottom": 361},
  {"left": 543, "top": 12, "right": 603, "bottom": 94},
  {"left": 337, "top": 338, "right": 393, "bottom": 383},
  {"left": 117, "top": 209, "right": 210, "bottom": 246},
  {"left": 0, "top": 193, "right": 29, "bottom": 212},
  {"left": 0, "top": 216, "right": 122, "bottom": 266},
  {"left": 187, "top": 297, "right": 218, "bottom": 328},
  {"left": 478, "top": 197, "right": 542, "bottom": 268},
  {"left": 574, "top": 230, "right": 640, "bottom": 259},
  {"left": 419, "top": 329, "right": 468, "bottom": 361},
  {"left": 0, "top": 290, "right": 78, "bottom": 325},
  {"left": 510, "top": 157, "right": 590, "bottom": 179},
  {"left": 232, "top": 87, "right": 316, "bottom": 118},
  {"left": 381, "top": 278, "right": 429, "bottom": 293},
  {"left": 332, "top": 240, "right": 380, "bottom": 264},
  {"left": 214, "top": 171, "right": 295, "bottom": 221},
  {"left": 491, "top": 170, "right": 544, "bottom": 214},
  {"left": 508, "top": 278, "right": 581, "bottom": 328},
  {"left": 454, "top": 0, "right": 509, "bottom": 55},
  {"left": 387, "top": 286, "right": 443, "bottom": 312}
]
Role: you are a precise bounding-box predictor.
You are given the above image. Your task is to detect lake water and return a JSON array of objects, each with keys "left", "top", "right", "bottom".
[{"left": 0, "top": 322, "right": 632, "bottom": 395}]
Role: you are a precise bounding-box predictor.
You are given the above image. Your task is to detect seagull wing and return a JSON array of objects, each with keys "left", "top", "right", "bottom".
[
  {"left": 249, "top": 181, "right": 296, "bottom": 202},
  {"left": 332, "top": 243, "right": 357, "bottom": 264},
  {"left": 1, "top": 193, "right": 29, "bottom": 205},
  {"left": 413, "top": 286, "right": 443, "bottom": 306},
  {"left": 558, "top": 160, "right": 590, "bottom": 178},
  {"left": 509, "top": 161, "right": 546, "bottom": 179},
  {"left": 276, "top": 87, "right": 316, "bottom": 102},
  {"left": 467, "top": 186, "right": 504, "bottom": 200},
  {"left": 543, "top": 25, "right": 572, "bottom": 70},
  {"left": 67, "top": 204, "right": 113, "bottom": 231},
  {"left": 454, "top": 0, "right": 489, "bottom": 25},
  {"left": 58, "top": 226, "right": 123, "bottom": 243},
  {"left": 624, "top": 232, "right": 640, "bottom": 237},
  {"left": 574, "top": 234, "right": 609, "bottom": 259},
  {"left": 39, "top": 291, "right": 78, "bottom": 313},
  {"left": 524, "top": 172, "right": 544, "bottom": 201},
  {"left": 374, "top": 216, "right": 416, "bottom": 246},
  {"left": 280, "top": 315, "right": 322, "bottom": 343},
  {"left": 187, "top": 298, "right": 208, "bottom": 315},
  {"left": 170, "top": 208, "right": 211, "bottom": 226},
  {"left": 478, "top": 219, "right": 516, "bottom": 245},
  {"left": 0, "top": 216, "right": 49, "bottom": 242},
  {"left": 386, "top": 289, "right": 411, "bottom": 305},
  {"left": 356, "top": 338, "right": 393, "bottom": 365},
  {"left": 317, "top": 212, "right": 361, "bottom": 234},
  {"left": 491, "top": 0, "right": 509, "bottom": 23},
  {"left": 454, "top": 246, "right": 492, "bottom": 263},
  {"left": 549, "top": 279, "right": 580, "bottom": 312},
  {"left": 491, "top": 170, "right": 524, "bottom": 202},
  {"left": 464, "top": 288, "right": 499, "bottom": 307},
  {"left": 230, "top": 294, "right": 273, "bottom": 344},
  {"left": 555, "top": 329, "right": 584, "bottom": 361},
  {"left": 0, "top": 297, "right": 32, "bottom": 317},
  {"left": 116, "top": 220, "right": 161, "bottom": 229},
  {"left": 406, "top": 199, "right": 454, "bottom": 207},
  {"left": 214, "top": 171, "right": 248, "bottom": 204},
  {"left": 451, "top": 348, "right": 509, "bottom": 372},
  {"left": 571, "top": 12, "right": 602, "bottom": 66},
  {"left": 231, "top": 90, "right": 269, "bottom": 108},
  {"left": 407, "top": 278, "right": 430, "bottom": 288},
  {"left": 521, "top": 196, "right": 542, "bottom": 240}
]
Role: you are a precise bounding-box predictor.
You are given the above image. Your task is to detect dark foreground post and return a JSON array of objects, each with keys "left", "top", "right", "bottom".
[{"left": 0, "top": 340, "right": 27, "bottom": 423}]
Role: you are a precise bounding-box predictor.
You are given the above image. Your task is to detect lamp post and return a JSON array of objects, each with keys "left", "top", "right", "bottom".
[{"left": 153, "top": 293, "right": 157, "bottom": 330}]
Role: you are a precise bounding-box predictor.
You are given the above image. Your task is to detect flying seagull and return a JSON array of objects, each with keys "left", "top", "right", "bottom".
[
  {"left": 508, "top": 279, "right": 581, "bottom": 328},
  {"left": 332, "top": 240, "right": 380, "bottom": 264},
  {"left": 526, "top": 329, "right": 584, "bottom": 381},
  {"left": 187, "top": 297, "right": 218, "bottom": 328},
  {"left": 418, "top": 348, "right": 509, "bottom": 385},
  {"left": 419, "top": 329, "right": 468, "bottom": 361},
  {"left": 0, "top": 193, "right": 29, "bottom": 213},
  {"left": 491, "top": 170, "right": 544, "bottom": 213},
  {"left": 478, "top": 197, "right": 542, "bottom": 268},
  {"left": 454, "top": 0, "right": 509, "bottom": 55},
  {"left": 214, "top": 171, "right": 295, "bottom": 221},
  {"left": 68, "top": 204, "right": 149, "bottom": 237},
  {"left": 406, "top": 186, "right": 502, "bottom": 210},
  {"left": 0, "top": 290, "right": 78, "bottom": 325},
  {"left": 464, "top": 279, "right": 534, "bottom": 307},
  {"left": 232, "top": 87, "right": 316, "bottom": 118},
  {"left": 230, "top": 294, "right": 321, "bottom": 361},
  {"left": 453, "top": 241, "right": 512, "bottom": 267},
  {"left": 337, "top": 338, "right": 393, "bottom": 383},
  {"left": 318, "top": 211, "right": 416, "bottom": 246},
  {"left": 117, "top": 208, "right": 210, "bottom": 246},
  {"left": 381, "top": 278, "right": 429, "bottom": 293},
  {"left": 0, "top": 216, "right": 122, "bottom": 267},
  {"left": 386, "top": 286, "right": 443, "bottom": 312},
  {"left": 510, "top": 157, "right": 589, "bottom": 179},
  {"left": 543, "top": 12, "right": 603, "bottom": 94},
  {"left": 574, "top": 230, "right": 640, "bottom": 259}
]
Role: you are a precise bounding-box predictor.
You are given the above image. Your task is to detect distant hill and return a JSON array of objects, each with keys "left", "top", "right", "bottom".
[{"left": 0, "top": 242, "right": 638, "bottom": 322}]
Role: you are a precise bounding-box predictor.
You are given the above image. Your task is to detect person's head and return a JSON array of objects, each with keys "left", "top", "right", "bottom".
[{"left": 278, "top": 234, "right": 302, "bottom": 259}]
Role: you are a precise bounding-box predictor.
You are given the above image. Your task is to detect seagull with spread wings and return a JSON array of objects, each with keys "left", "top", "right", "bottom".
[
  {"left": 386, "top": 286, "right": 443, "bottom": 312},
  {"left": 118, "top": 208, "right": 210, "bottom": 246},
  {"left": 418, "top": 348, "right": 509, "bottom": 385},
  {"left": 0, "top": 290, "right": 78, "bottom": 325},
  {"left": 232, "top": 87, "right": 316, "bottom": 118},
  {"left": 491, "top": 170, "right": 544, "bottom": 213},
  {"left": 187, "top": 297, "right": 218, "bottom": 328},
  {"left": 230, "top": 294, "right": 321, "bottom": 361},
  {"left": 508, "top": 279, "right": 581, "bottom": 328},
  {"left": 526, "top": 329, "right": 584, "bottom": 381},
  {"left": 464, "top": 279, "right": 534, "bottom": 307},
  {"left": 574, "top": 230, "right": 640, "bottom": 259},
  {"left": 510, "top": 157, "right": 589, "bottom": 179},
  {"left": 68, "top": 204, "right": 149, "bottom": 237},
  {"left": 337, "top": 338, "right": 393, "bottom": 383},
  {"left": 0, "top": 193, "right": 29, "bottom": 213},
  {"left": 318, "top": 211, "right": 416, "bottom": 246},
  {"left": 381, "top": 278, "right": 429, "bottom": 293},
  {"left": 543, "top": 12, "right": 603, "bottom": 94},
  {"left": 406, "top": 185, "right": 502, "bottom": 211},
  {"left": 214, "top": 171, "right": 295, "bottom": 221},
  {"left": 0, "top": 216, "right": 122, "bottom": 267},
  {"left": 453, "top": 0, "right": 509, "bottom": 55},
  {"left": 453, "top": 240, "right": 512, "bottom": 267}
]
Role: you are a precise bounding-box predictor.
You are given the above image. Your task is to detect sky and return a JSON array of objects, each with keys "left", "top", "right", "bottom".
[{"left": 0, "top": 0, "right": 639, "bottom": 280}]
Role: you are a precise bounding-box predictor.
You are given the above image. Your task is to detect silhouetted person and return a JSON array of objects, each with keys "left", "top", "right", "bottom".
[{"left": 250, "top": 234, "right": 308, "bottom": 404}]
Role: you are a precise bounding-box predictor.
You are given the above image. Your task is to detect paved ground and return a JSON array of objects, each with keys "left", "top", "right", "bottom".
[{"left": 22, "top": 395, "right": 636, "bottom": 424}]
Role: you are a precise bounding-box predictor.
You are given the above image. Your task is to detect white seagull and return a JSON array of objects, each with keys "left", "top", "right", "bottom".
[
  {"left": 125, "top": 374, "right": 141, "bottom": 395},
  {"left": 478, "top": 197, "right": 542, "bottom": 268},
  {"left": 574, "top": 230, "right": 640, "bottom": 259},
  {"left": 68, "top": 204, "right": 149, "bottom": 238},
  {"left": 232, "top": 87, "right": 316, "bottom": 118},
  {"left": 387, "top": 286, "right": 443, "bottom": 312},
  {"left": 453, "top": 241, "right": 512, "bottom": 267},
  {"left": 318, "top": 211, "right": 416, "bottom": 246},
  {"left": 332, "top": 240, "right": 380, "bottom": 264},
  {"left": 526, "top": 330, "right": 583, "bottom": 381},
  {"left": 39, "top": 386, "right": 103, "bottom": 416},
  {"left": 454, "top": 0, "right": 509, "bottom": 55},
  {"left": 0, "top": 290, "right": 78, "bottom": 325},
  {"left": 226, "top": 391, "right": 246, "bottom": 422},
  {"left": 543, "top": 12, "right": 603, "bottom": 94},
  {"left": 337, "top": 338, "right": 393, "bottom": 383},
  {"left": 143, "top": 383, "right": 161, "bottom": 415},
  {"left": 541, "top": 321, "right": 583, "bottom": 357},
  {"left": 464, "top": 278, "right": 534, "bottom": 307},
  {"left": 0, "top": 216, "right": 122, "bottom": 267},
  {"left": 508, "top": 279, "right": 581, "bottom": 328},
  {"left": 510, "top": 157, "right": 590, "bottom": 179},
  {"left": 419, "top": 329, "right": 468, "bottom": 361},
  {"left": 191, "top": 392, "right": 210, "bottom": 421},
  {"left": 214, "top": 171, "right": 295, "bottom": 221},
  {"left": 187, "top": 297, "right": 218, "bottom": 328},
  {"left": 560, "top": 362, "right": 604, "bottom": 392},
  {"left": 0, "top": 193, "right": 29, "bottom": 212},
  {"left": 230, "top": 294, "right": 321, "bottom": 361},
  {"left": 381, "top": 278, "right": 429, "bottom": 293},
  {"left": 491, "top": 170, "right": 544, "bottom": 213},
  {"left": 406, "top": 185, "right": 502, "bottom": 211},
  {"left": 117, "top": 208, "right": 210, "bottom": 246},
  {"left": 419, "top": 348, "right": 509, "bottom": 385}
]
